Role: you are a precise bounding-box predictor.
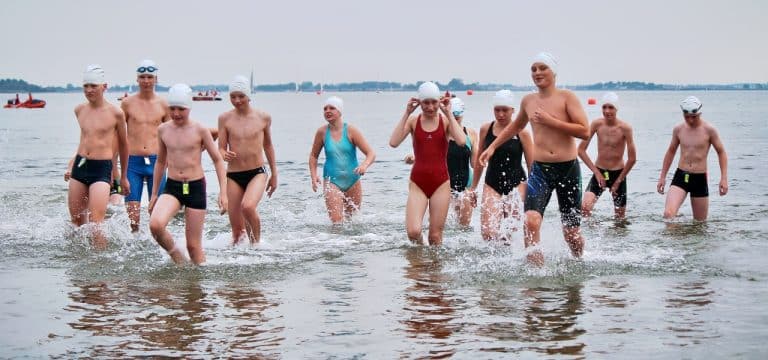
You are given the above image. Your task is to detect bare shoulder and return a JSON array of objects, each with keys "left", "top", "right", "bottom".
[
  {"left": 479, "top": 121, "right": 492, "bottom": 132},
  {"left": 618, "top": 119, "right": 634, "bottom": 131},
  {"left": 74, "top": 103, "right": 86, "bottom": 115},
  {"left": 592, "top": 118, "right": 605, "bottom": 128},
  {"left": 559, "top": 88, "right": 578, "bottom": 100},
  {"left": 315, "top": 124, "right": 328, "bottom": 136},
  {"left": 110, "top": 103, "right": 124, "bottom": 117},
  {"left": 218, "top": 109, "right": 235, "bottom": 123}
]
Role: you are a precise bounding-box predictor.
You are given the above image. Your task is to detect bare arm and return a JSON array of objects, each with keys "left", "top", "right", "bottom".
[
  {"left": 440, "top": 99, "right": 466, "bottom": 146},
  {"left": 578, "top": 121, "right": 604, "bottom": 186},
  {"left": 389, "top": 98, "right": 419, "bottom": 148},
  {"left": 657, "top": 127, "right": 680, "bottom": 194},
  {"left": 709, "top": 125, "right": 728, "bottom": 196},
  {"left": 217, "top": 115, "right": 236, "bottom": 162},
  {"left": 201, "top": 124, "right": 228, "bottom": 214},
  {"left": 349, "top": 125, "right": 376, "bottom": 175},
  {"left": 263, "top": 114, "right": 278, "bottom": 197},
  {"left": 519, "top": 128, "right": 534, "bottom": 175},
  {"left": 308, "top": 126, "right": 325, "bottom": 192},
  {"left": 468, "top": 128, "right": 479, "bottom": 171},
  {"left": 614, "top": 124, "right": 637, "bottom": 186},
  {"left": 478, "top": 107, "right": 528, "bottom": 166},
  {"left": 114, "top": 108, "right": 130, "bottom": 196},
  {"left": 532, "top": 91, "right": 590, "bottom": 139},
  {"left": 148, "top": 128, "right": 167, "bottom": 213},
  {"left": 470, "top": 123, "right": 490, "bottom": 191}
]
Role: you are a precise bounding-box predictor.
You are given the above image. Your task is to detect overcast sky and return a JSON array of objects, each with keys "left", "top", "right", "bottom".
[{"left": 2, "top": 0, "right": 766, "bottom": 87}]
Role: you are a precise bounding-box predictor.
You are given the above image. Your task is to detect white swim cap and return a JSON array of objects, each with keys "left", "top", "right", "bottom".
[
  {"left": 83, "top": 64, "right": 105, "bottom": 85},
  {"left": 168, "top": 83, "right": 192, "bottom": 109},
  {"left": 680, "top": 96, "right": 702, "bottom": 113},
  {"left": 450, "top": 97, "right": 465, "bottom": 117},
  {"left": 324, "top": 96, "right": 343, "bottom": 113},
  {"left": 532, "top": 52, "right": 558, "bottom": 75},
  {"left": 492, "top": 89, "right": 515, "bottom": 108},
  {"left": 417, "top": 81, "right": 441, "bottom": 101},
  {"left": 229, "top": 75, "right": 251, "bottom": 96},
  {"left": 137, "top": 59, "right": 158, "bottom": 76},
  {"left": 602, "top": 92, "right": 619, "bottom": 107}
]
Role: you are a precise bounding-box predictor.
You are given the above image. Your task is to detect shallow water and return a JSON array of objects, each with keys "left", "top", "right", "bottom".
[{"left": 0, "top": 91, "right": 766, "bottom": 358}]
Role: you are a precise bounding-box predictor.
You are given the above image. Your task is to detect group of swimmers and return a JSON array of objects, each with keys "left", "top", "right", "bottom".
[{"left": 65, "top": 52, "right": 728, "bottom": 266}]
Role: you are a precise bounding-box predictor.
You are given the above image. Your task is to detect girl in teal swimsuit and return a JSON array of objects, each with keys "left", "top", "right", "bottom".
[{"left": 309, "top": 96, "right": 376, "bottom": 224}]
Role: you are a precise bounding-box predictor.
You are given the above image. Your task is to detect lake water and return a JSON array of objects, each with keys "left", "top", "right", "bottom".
[{"left": 0, "top": 90, "right": 766, "bottom": 358}]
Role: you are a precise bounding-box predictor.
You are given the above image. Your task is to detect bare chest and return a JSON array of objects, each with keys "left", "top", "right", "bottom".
[
  {"left": 596, "top": 126, "right": 625, "bottom": 148},
  {"left": 78, "top": 109, "right": 115, "bottom": 136},
  {"left": 162, "top": 128, "right": 201, "bottom": 153}
]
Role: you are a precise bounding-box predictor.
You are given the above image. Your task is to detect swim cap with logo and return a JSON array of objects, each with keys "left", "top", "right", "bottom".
[{"left": 83, "top": 64, "right": 106, "bottom": 85}]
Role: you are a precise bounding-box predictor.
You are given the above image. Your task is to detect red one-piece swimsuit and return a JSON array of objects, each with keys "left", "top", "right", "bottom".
[{"left": 410, "top": 114, "right": 449, "bottom": 198}]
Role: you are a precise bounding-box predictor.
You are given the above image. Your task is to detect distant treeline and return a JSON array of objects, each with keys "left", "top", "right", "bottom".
[{"left": 2, "top": 78, "right": 767, "bottom": 93}]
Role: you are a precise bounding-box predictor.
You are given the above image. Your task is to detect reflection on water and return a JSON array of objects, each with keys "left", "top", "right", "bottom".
[
  {"left": 215, "top": 285, "right": 284, "bottom": 357},
  {"left": 62, "top": 275, "right": 283, "bottom": 358},
  {"left": 401, "top": 247, "right": 461, "bottom": 358},
  {"left": 476, "top": 284, "right": 586, "bottom": 356},
  {"left": 663, "top": 280, "right": 720, "bottom": 346}
]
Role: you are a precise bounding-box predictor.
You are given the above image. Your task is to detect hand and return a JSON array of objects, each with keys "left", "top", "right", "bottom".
[
  {"left": 64, "top": 170, "right": 71, "bottom": 182},
  {"left": 222, "top": 150, "right": 237, "bottom": 162},
  {"left": 406, "top": 97, "right": 420, "bottom": 114},
  {"left": 120, "top": 177, "right": 131, "bottom": 196},
  {"left": 403, "top": 154, "right": 415, "bottom": 164},
  {"left": 479, "top": 147, "right": 495, "bottom": 167},
  {"left": 657, "top": 178, "right": 665, "bottom": 194},
  {"left": 593, "top": 170, "right": 607, "bottom": 188},
  {"left": 311, "top": 176, "right": 321, "bottom": 192},
  {"left": 266, "top": 174, "right": 278, "bottom": 197},
  {"left": 354, "top": 164, "right": 368, "bottom": 175},
  {"left": 469, "top": 189, "right": 478, "bottom": 208},
  {"left": 148, "top": 195, "right": 157, "bottom": 214},
  {"left": 438, "top": 96, "right": 452, "bottom": 114},
  {"left": 610, "top": 181, "right": 621, "bottom": 196},
  {"left": 719, "top": 178, "right": 728, "bottom": 196},
  {"left": 218, "top": 193, "right": 228, "bottom": 215},
  {"left": 531, "top": 105, "right": 554, "bottom": 126}
]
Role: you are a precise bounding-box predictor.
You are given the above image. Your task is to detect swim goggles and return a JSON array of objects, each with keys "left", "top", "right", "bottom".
[
  {"left": 137, "top": 66, "right": 158, "bottom": 73},
  {"left": 452, "top": 110, "right": 464, "bottom": 117},
  {"left": 681, "top": 105, "right": 702, "bottom": 115}
]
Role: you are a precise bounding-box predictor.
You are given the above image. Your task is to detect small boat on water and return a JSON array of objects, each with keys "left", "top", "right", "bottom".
[
  {"left": 192, "top": 89, "right": 221, "bottom": 101},
  {"left": 4, "top": 93, "right": 46, "bottom": 109}
]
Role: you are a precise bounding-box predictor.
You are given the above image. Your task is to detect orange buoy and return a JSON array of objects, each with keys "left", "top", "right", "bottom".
[
  {"left": 466, "top": 89, "right": 474, "bottom": 95},
  {"left": 587, "top": 98, "right": 597, "bottom": 105}
]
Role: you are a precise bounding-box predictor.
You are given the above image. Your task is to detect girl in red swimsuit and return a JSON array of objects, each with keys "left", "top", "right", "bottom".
[{"left": 388, "top": 82, "right": 467, "bottom": 245}]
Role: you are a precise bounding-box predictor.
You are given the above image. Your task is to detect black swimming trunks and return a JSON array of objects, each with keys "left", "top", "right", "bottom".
[
  {"left": 227, "top": 167, "right": 266, "bottom": 190},
  {"left": 447, "top": 127, "right": 472, "bottom": 193},
  {"left": 586, "top": 168, "right": 627, "bottom": 207},
  {"left": 670, "top": 168, "right": 708, "bottom": 198},
  {"left": 525, "top": 160, "right": 582, "bottom": 227},
  {"left": 484, "top": 122, "right": 526, "bottom": 195},
  {"left": 163, "top": 178, "right": 207, "bottom": 210},
  {"left": 70, "top": 154, "right": 112, "bottom": 186}
]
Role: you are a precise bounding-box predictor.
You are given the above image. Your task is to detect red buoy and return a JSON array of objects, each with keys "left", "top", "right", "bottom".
[
  {"left": 466, "top": 89, "right": 474, "bottom": 95},
  {"left": 587, "top": 98, "right": 597, "bottom": 105}
]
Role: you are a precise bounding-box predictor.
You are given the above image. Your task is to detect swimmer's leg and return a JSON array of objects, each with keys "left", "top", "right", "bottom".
[
  {"left": 87, "top": 181, "right": 111, "bottom": 250},
  {"left": 324, "top": 180, "right": 346, "bottom": 224},
  {"left": 663, "top": 185, "right": 688, "bottom": 219},
  {"left": 227, "top": 180, "right": 247, "bottom": 245},
  {"left": 480, "top": 184, "right": 503, "bottom": 241},
  {"left": 690, "top": 196, "right": 709, "bottom": 221},
  {"left": 342, "top": 180, "right": 363, "bottom": 219},
  {"left": 184, "top": 208, "right": 207, "bottom": 265},
  {"left": 426, "top": 182, "right": 451, "bottom": 246},
  {"left": 405, "top": 181, "right": 429, "bottom": 244},
  {"left": 149, "top": 194, "right": 185, "bottom": 264},
  {"left": 242, "top": 174, "right": 267, "bottom": 244},
  {"left": 68, "top": 179, "right": 89, "bottom": 227}
]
